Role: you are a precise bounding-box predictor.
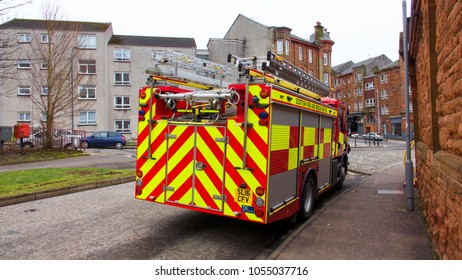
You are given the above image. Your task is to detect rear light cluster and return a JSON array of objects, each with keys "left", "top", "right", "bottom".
[
  {"left": 254, "top": 186, "right": 265, "bottom": 218},
  {"left": 135, "top": 170, "right": 144, "bottom": 196},
  {"left": 256, "top": 88, "right": 270, "bottom": 127}
]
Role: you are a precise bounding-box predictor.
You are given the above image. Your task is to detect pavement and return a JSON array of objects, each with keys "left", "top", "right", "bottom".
[
  {"left": 270, "top": 139, "right": 435, "bottom": 260},
  {"left": 0, "top": 140, "right": 435, "bottom": 259}
]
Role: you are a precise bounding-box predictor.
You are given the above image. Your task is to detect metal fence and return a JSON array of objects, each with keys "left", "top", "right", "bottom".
[{"left": 0, "top": 127, "right": 86, "bottom": 150}]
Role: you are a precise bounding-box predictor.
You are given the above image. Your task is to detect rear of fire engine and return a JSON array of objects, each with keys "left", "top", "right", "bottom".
[{"left": 135, "top": 50, "right": 349, "bottom": 224}]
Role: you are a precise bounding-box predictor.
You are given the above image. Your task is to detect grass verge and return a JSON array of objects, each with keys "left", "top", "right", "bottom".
[
  {"left": 0, "top": 149, "right": 85, "bottom": 166},
  {"left": 0, "top": 168, "right": 133, "bottom": 198}
]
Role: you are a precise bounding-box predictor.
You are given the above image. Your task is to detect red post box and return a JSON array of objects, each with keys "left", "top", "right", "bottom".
[{"left": 14, "top": 124, "right": 30, "bottom": 138}]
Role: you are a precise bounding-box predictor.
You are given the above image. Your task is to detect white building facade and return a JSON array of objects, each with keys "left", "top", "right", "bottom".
[{"left": 0, "top": 19, "right": 196, "bottom": 139}]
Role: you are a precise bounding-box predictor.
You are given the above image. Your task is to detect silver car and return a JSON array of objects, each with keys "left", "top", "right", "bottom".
[{"left": 362, "top": 132, "right": 384, "bottom": 141}]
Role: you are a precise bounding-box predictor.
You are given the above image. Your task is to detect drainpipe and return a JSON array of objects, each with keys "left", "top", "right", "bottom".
[{"left": 402, "top": 0, "right": 414, "bottom": 212}]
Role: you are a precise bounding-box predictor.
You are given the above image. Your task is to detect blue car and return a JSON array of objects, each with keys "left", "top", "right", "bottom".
[{"left": 81, "top": 131, "right": 126, "bottom": 149}]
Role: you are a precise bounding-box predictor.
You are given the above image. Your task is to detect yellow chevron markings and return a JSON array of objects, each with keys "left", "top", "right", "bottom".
[{"left": 166, "top": 161, "right": 194, "bottom": 203}]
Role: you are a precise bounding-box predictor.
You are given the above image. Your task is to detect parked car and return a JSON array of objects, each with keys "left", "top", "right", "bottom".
[
  {"left": 81, "top": 131, "right": 126, "bottom": 149},
  {"left": 362, "top": 132, "right": 384, "bottom": 141},
  {"left": 18, "top": 130, "right": 81, "bottom": 149},
  {"left": 350, "top": 133, "right": 361, "bottom": 139}
]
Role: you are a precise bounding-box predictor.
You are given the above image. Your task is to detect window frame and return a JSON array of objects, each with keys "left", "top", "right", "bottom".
[
  {"left": 78, "top": 34, "right": 97, "bottom": 49},
  {"left": 18, "top": 85, "right": 32, "bottom": 96},
  {"left": 78, "top": 111, "right": 96, "bottom": 125},
  {"left": 40, "top": 33, "right": 49, "bottom": 44},
  {"left": 18, "top": 111, "right": 31, "bottom": 122},
  {"left": 18, "top": 60, "right": 32, "bottom": 69},
  {"left": 114, "top": 96, "right": 131, "bottom": 109},
  {"left": 276, "top": 40, "right": 283, "bottom": 55},
  {"left": 78, "top": 85, "right": 96, "bottom": 100},
  {"left": 115, "top": 120, "right": 131, "bottom": 133},
  {"left": 114, "top": 48, "right": 131, "bottom": 62},
  {"left": 78, "top": 59, "right": 96, "bottom": 74},
  {"left": 18, "top": 33, "right": 31, "bottom": 43},
  {"left": 114, "top": 72, "right": 131, "bottom": 86}
]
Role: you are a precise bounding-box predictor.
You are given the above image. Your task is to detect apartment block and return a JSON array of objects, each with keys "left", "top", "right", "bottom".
[
  {"left": 0, "top": 18, "right": 196, "bottom": 139},
  {"left": 331, "top": 55, "right": 411, "bottom": 137},
  {"left": 207, "top": 14, "right": 334, "bottom": 88}
]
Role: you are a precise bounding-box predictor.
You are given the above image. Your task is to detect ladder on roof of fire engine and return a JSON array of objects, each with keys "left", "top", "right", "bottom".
[
  {"left": 227, "top": 51, "right": 330, "bottom": 100},
  {"left": 146, "top": 49, "right": 232, "bottom": 90}
]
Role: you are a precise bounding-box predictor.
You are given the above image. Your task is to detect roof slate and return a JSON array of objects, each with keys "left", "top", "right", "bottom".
[
  {"left": 1, "top": 18, "right": 111, "bottom": 32},
  {"left": 109, "top": 35, "right": 196, "bottom": 48}
]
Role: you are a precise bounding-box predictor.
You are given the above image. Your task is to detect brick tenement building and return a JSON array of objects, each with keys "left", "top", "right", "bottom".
[
  {"left": 332, "top": 55, "right": 398, "bottom": 135},
  {"left": 374, "top": 61, "right": 412, "bottom": 138},
  {"left": 408, "top": 0, "right": 462, "bottom": 259}
]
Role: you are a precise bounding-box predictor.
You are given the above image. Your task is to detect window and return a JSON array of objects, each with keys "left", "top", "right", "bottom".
[
  {"left": 324, "top": 73, "right": 329, "bottom": 86},
  {"left": 357, "top": 72, "right": 363, "bottom": 81},
  {"left": 380, "top": 74, "right": 388, "bottom": 83},
  {"left": 78, "top": 85, "right": 96, "bottom": 99},
  {"left": 18, "top": 33, "right": 31, "bottom": 43},
  {"left": 357, "top": 87, "right": 362, "bottom": 96},
  {"left": 366, "top": 98, "right": 375, "bottom": 107},
  {"left": 40, "top": 60, "right": 48, "bottom": 70},
  {"left": 115, "top": 120, "right": 131, "bottom": 133},
  {"left": 78, "top": 34, "right": 96, "bottom": 49},
  {"left": 41, "top": 112, "right": 47, "bottom": 121},
  {"left": 18, "top": 86, "right": 31, "bottom": 96},
  {"left": 358, "top": 101, "right": 363, "bottom": 110},
  {"left": 298, "top": 47, "right": 303, "bottom": 61},
  {"left": 366, "top": 116, "right": 375, "bottom": 124},
  {"left": 114, "top": 72, "right": 131, "bottom": 85},
  {"left": 79, "top": 111, "right": 96, "bottom": 125},
  {"left": 18, "top": 112, "right": 31, "bottom": 122},
  {"left": 365, "top": 82, "right": 375, "bottom": 90},
  {"left": 380, "top": 89, "right": 388, "bottom": 99},
  {"left": 41, "top": 34, "right": 49, "bottom": 43},
  {"left": 380, "top": 105, "right": 389, "bottom": 115},
  {"left": 114, "top": 48, "right": 131, "bottom": 61},
  {"left": 276, "top": 40, "right": 283, "bottom": 55},
  {"left": 323, "top": 53, "right": 328, "bottom": 66},
  {"left": 18, "top": 60, "right": 31, "bottom": 69},
  {"left": 308, "top": 49, "right": 313, "bottom": 63},
  {"left": 78, "top": 60, "right": 96, "bottom": 74},
  {"left": 285, "top": 40, "right": 289, "bottom": 55},
  {"left": 114, "top": 96, "right": 130, "bottom": 109},
  {"left": 41, "top": 86, "right": 48, "bottom": 96}
]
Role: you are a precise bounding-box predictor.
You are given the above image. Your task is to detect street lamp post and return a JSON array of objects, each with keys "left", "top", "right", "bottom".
[{"left": 402, "top": 0, "right": 414, "bottom": 212}]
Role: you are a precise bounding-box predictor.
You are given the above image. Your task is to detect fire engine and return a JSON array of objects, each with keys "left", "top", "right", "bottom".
[{"left": 135, "top": 49, "right": 349, "bottom": 224}]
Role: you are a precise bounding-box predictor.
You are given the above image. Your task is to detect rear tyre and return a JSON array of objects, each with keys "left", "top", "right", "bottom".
[
  {"left": 115, "top": 142, "right": 123, "bottom": 149},
  {"left": 82, "top": 141, "right": 89, "bottom": 149},
  {"left": 336, "top": 159, "right": 348, "bottom": 190},
  {"left": 298, "top": 176, "right": 316, "bottom": 222}
]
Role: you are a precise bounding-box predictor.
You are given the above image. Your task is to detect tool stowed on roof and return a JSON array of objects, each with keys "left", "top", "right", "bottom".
[
  {"left": 146, "top": 49, "right": 233, "bottom": 90},
  {"left": 227, "top": 51, "right": 331, "bottom": 100}
]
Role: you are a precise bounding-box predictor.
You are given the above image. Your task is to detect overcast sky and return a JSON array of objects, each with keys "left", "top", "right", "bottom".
[{"left": 7, "top": 0, "right": 411, "bottom": 66}]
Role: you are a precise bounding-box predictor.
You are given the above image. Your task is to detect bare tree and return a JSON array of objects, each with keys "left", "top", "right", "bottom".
[
  {"left": 0, "top": 0, "right": 32, "bottom": 86},
  {"left": 0, "top": 1, "right": 94, "bottom": 149},
  {"left": 29, "top": 2, "right": 95, "bottom": 149}
]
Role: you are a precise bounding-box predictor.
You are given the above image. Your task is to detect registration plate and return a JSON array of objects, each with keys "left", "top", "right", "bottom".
[{"left": 235, "top": 188, "right": 252, "bottom": 204}]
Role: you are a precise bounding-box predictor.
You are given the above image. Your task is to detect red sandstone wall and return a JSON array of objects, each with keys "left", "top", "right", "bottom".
[{"left": 411, "top": 0, "right": 462, "bottom": 260}]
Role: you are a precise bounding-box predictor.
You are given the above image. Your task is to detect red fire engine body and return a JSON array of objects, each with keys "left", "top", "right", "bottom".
[{"left": 135, "top": 51, "right": 349, "bottom": 224}]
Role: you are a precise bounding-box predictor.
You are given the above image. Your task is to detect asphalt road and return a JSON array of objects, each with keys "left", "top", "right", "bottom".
[
  {"left": 0, "top": 140, "right": 406, "bottom": 260},
  {"left": 0, "top": 172, "right": 364, "bottom": 260}
]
